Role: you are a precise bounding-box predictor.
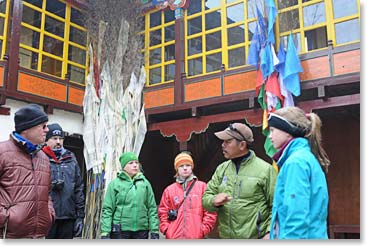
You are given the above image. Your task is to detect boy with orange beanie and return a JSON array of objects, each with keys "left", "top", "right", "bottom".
[{"left": 158, "top": 152, "right": 217, "bottom": 239}]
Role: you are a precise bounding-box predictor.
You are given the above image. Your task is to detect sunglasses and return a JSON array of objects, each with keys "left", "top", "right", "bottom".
[{"left": 229, "top": 123, "right": 245, "bottom": 141}]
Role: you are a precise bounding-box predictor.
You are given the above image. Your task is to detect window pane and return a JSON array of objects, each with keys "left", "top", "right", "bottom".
[
  {"left": 164, "top": 10, "right": 175, "bottom": 23},
  {"left": 0, "top": 1, "right": 6, "bottom": 14},
  {"left": 150, "top": 29, "right": 162, "bottom": 46},
  {"left": 188, "top": 57, "right": 202, "bottom": 76},
  {"left": 229, "top": 47, "right": 245, "bottom": 68},
  {"left": 335, "top": 19, "right": 360, "bottom": 44},
  {"left": 206, "top": 31, "right": 221, "bottom": 51},
  {"left": 228, "top": 25, "right": 244, "bottom": 46},
  {"left": 248, "top": 0, "right": 264, "bottom": 19},
  {"left": 205, "top": 11, "right": 221, "bottom": 30},
  {"left": 164, "top": 64, "right": 175, "bottom": 81},
  {"left": 164, "top": 44, "right": 175, "bottom": 61},
  {"left": 41, "top": 55, "right": 62, "bottom": 77},
  {"left": 68, "top": 64, "right": 85, "bottom": 84},
  {"left": 22, "top": 5, "right": 41, "bottom": 28},
  {"left": 205, "top": 0, "right": 221, "bottom": 9},
  {"left": 149, "top": 67, "right": 161, "bottom": 85},
  {"left": 0, "top": 17, "right": 4, "bottom": 36},
  {"left": 188, "top": 16, "right": 202, "bottom": 35},
  {"left": 227, "top": 3, "right": 244, "bottom": 25},
  {"left": 19, "top": 47, "right": 38, "bottom": 69},
  {"left": 280, "top": 33, "right": 301, "bottom": 54},
  {"left": 150, "top": 47, "right": 161, "bottom": 65},
  {"left": 304, "top": 27, "right": 327, "bottom": 51},
  {"left": 279, "top": 9, "right": 299, "bottom": 33},
  {"left": 20, "top": 26, "right": 40, "bottom": 48},
  {"left": 188, "top": 0, "right": 201, "bottom": 15},
  {"left": 45, "top": 15, "right": 64, "bottom": 37},
  {"left": 165, "top": 25, "right": 175, "bottom": 42},
  {"left": 46, "top": 0, "right": 65, "bottom": 18},
  {"left": 43, "top": 35, "right": 63, "bottom": 57},
  {"left": 333, "top": 0, "right": 358, "bottom": 19},
  {"left": 248, "top": 21, "right": 256, "bottom": 41},
  {"left": 68, "top": 45, "right": 86, "bottom": 65},
  {"left": 23, "top": 0, "right": 42, "bottom": 8},
  {"left": 206, "top": 52, "right": 222, "bottom": 73},
  {"left": 71, "top": 8, "right": 85, "bottom": 27},
  {"left": 303, "top": 3, "right": 325, "bottom": 27},
  {"left": 70, "top": 26, "right": 87, "bottom": 46},
  {"left": 188, "top": 37, "right": 202, "bottom": 56},
  {"left": 150, "top": 11, "right": 161, "bottom": 28},
  {"left": 278, "top": 0, "right": 298, "bottom": 9}
]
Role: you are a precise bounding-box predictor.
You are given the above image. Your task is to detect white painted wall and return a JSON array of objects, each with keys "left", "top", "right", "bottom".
[{"left": 0, "top": 98, "right": 83, "bottom": 141}]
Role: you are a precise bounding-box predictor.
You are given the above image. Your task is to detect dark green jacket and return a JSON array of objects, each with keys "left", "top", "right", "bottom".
[
  {"left": 202, "top": 150, "right": 277, "bottom": 239},
  {"left": 100, "top": 171, "right": 159, "bottom": 236}
]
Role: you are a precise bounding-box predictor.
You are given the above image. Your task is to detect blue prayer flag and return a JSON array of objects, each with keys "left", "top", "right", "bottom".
[
  {"left": 266, "top": 0, "right": 277, "bottom": 44},
  {"left": 283, "top": 33, "right": 303, "bottom": 96},
  {"left": 248, "top": 25, "right": 260, "bottom": 67}
]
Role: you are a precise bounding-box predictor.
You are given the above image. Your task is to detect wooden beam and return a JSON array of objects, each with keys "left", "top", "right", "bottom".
[{"left": 0, "top": 106, "right": 10, "bottom": 115}]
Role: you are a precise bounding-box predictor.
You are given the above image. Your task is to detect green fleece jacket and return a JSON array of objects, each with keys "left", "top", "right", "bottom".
[
  {"left": 100, "top": 171, "right": 159, "bottom": 236},
  {"left": 202, "top": 150, "right": 277, "bottom": 239}
]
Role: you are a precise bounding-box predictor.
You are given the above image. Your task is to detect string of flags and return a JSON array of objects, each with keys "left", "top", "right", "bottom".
[{"left": 247, "top": 0, "right": 304, "bottom": 168}]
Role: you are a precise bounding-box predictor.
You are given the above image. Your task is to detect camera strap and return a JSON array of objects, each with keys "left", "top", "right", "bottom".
[{"left": 177, "top": 179, "right": 196, "bottom": 210}]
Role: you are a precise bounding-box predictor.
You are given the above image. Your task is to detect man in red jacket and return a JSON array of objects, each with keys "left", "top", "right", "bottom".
[
  {"left": 0, "top": 104, "right": 55, "bottom": 238},
  {"left": 158, "top": 152, "right": 217, "bottom": 239}
]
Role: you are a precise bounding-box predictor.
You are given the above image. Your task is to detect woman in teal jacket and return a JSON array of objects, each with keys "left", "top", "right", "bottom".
[
  {"left": 100, "top": 152, "right": 159, "bottom": 239},
  {"left": 268, "top": 107, "right": 330, "bottom": 239}
]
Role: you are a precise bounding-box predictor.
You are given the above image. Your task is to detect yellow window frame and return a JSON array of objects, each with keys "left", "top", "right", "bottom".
[{"left": 0, "top": 0, "right": 10, "bottom": 60}]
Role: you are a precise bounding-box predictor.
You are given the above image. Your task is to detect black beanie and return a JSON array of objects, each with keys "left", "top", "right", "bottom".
[
  {"left": 14, "top": 104, "right": 48, "bottom": 133},
  {"left": 46, "top": 123, "right": 65, "bottom": 141}
]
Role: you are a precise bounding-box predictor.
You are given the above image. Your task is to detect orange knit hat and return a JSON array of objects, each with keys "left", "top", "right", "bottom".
[{"left": 174, "top": 152, "right": 194, "bottom": 171}]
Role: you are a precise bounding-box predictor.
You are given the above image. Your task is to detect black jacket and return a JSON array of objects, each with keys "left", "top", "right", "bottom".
[{"left": 45, "top": 147, "right": 85, "bottom": 220}]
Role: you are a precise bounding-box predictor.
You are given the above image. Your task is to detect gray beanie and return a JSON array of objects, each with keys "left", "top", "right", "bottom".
[{"left": 14, "top": 104, "right": 48, "bottom": 133}]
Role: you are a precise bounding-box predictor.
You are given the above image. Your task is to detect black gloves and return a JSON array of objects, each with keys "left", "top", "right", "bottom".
[
  {"left": 101, "top": 234, "right": 110, "bottom": 239},
  {"left": 73, "top": 218, "right": 84, "bottom": 237},
  {"left": 150, "top": 232, "right": 159, "bottom": 239}
]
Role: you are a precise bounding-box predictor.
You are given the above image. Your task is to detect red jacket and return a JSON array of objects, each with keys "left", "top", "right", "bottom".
[
  {"left": 0, "top": 136, "right": 55, "bottom": 238},
  {"left": 158, "top": 179, "right": 217, "bottom": 239}
]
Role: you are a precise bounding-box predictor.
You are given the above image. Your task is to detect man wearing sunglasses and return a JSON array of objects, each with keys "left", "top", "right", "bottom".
[
  {"left": 202, "top": 123, "right": 277, "bottom": 239},
  {"left": 0, "top": 104, "right": 55, "bottom": 238}
]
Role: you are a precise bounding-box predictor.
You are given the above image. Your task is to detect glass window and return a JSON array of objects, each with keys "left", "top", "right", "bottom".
[
  {"left": 71, "top": 8, "right": 84, "bottom": 26},
  {"left": 149, "top": 67, "right": 161, "bottom": 85},
  {"left": 150, "top": 47, "right": 161, "bottom": 65},
  {"left": 165, "top": 25, "right": 175, "bottom": 42},
  {"left": 164, "top": 44, "right": 175, "bottom": 61},
  {"left": 68, "top": 45, "right": 86, "bottom": 65},
  {"left": 45, "top": 15, "right": 65, "bottom": 37},
  {"left": 188, "top": 37, "right": 202, "bottom": 56},
  {"left": 188, "top": 16, "right": 202, "bottom": 35},
  {"left": 43, "top": 35, "right": 63, "bottom": 56},
  {"left": 280, "top": 33, "right": 301, "bottom": 54},
  {"left": 206, "top": 31, "right": 221, "bottom": 51},
  {"left": 0, "top": 0, "right": 6, "bottom": 13},
  {"left": 19, "top": 47, "right": 38, "bottom": 69},
  {"left": 335, "top": 19, "right": 360, "bottom": 44},
  {"left": 228, "top": 47, "right": 245, "bottom": 68},
  {"left": 70, "top": 26, "right": 87, "bottom": 46},
  {"left": 205, "top": 0, "right": 221, "bottom": 9},
  {"left": 227, "top": 3, "right": 244, "bottom": 24},
  {"left": 20, "top": 26, "right": 40, "bottom": 48},
  {"left": 0, "top": 18, "right": 4, "bottom": 35},
  {"left": 164, "top": 10, "right": 175, "bottom": 23},
  {"left": 164, "top": 64, "right": 175, "bottom": 81},
  {"left": 24, "top": 0, "right": 42, "bottom": 8},
  {"left": 304, "top": 27, "right": 327, "bottom": 51},
  {"left": 41, "top": 55, "right": 62, "bottom": 77},
  {"left": 228, "top": 25, "right": 244, "bottom": 46},
  {"left": 22, "top": 5, "right": 41, "bottom": 28},
  {"left": 46, "top": 0, "right": 65, "bottom": 18},
  {"left": 68, "top": 64, "right": 85, "bottom": 84},
  {"left": 150, "top": 11, "right": 161, "bottom": 28},
  {"left": 303, "top": 2, "right": 325, "bottom": 27},
  {"left": 278, "top": 0, "right": 298, "bottom": 9},
  {"left": 206, "top": 52, "right": 222, "bottom": 73},
  {"left": 333, "top": 0, "right": 358, "bottom": 19},
  {"left": 188, "top": 57, "right": 203, "bottom": 76},
  {"left": 188, "top": 0, "right": 201, "bottom": 15},
  {"left": 247, "top": 0, "right": 264, "bottom": 19},
  {"left": 279, "top": 9, "right": 300, "bottom": 33},
  {"left": 205, "top": 11, "right": 221, "bottom": 30},
  {"left": 150, "top": 29, "right": 162, "bottom": 46}
]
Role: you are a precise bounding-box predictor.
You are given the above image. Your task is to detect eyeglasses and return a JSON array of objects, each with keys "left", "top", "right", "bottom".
[
  {"left": 38, "top": 124, "right": 48, "bottom": 130},
  {"left": 229, "top": 123, "right": 245, "bottom": 141}
]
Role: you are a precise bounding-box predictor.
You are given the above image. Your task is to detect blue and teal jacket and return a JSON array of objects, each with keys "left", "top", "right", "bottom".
[{"left": 270, "top": 138, "right": 329, "bottom": 239}]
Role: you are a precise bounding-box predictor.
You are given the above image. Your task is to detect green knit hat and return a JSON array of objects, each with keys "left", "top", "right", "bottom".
[{"left": 119, "top": 152, "right": 139, "bottom": 169}]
